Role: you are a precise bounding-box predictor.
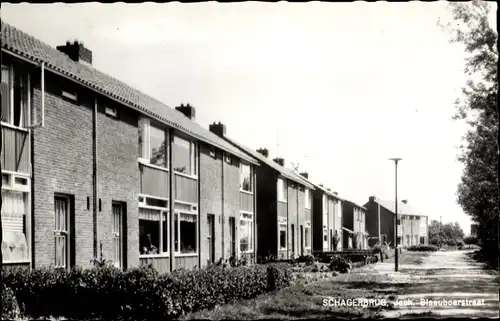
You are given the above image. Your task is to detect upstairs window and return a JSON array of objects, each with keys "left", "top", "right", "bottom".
[
  {"left": 139, "top": 119, "right": 168, "bottom": 168},
  {"left": 304, "top": 189, "right": 311, "bottom": 209},
  {"left": 1, "top": 64, "right": 30, "bottom": 128},
  {"left": 172, "top": 135, "right": 197, "bottom": 176},
  {"left": 240, "top": 163, "right": 253, "bottom": 193},
  {"left": 277, "top": 178, "right": 287, "bottom": 202}
]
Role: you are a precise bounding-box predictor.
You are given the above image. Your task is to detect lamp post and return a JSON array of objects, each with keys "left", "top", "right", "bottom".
[{"left": 389, "top": 158, "right": 402, "bottom": 272}]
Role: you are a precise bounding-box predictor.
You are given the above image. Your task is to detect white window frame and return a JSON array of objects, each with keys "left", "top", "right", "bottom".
[
  {"left": 139, "top": 118, "right": 169, "bottom": 170},
  {"left": 172, "top": 134, "right": 198, "bottom": 178},
  {"left": 277, "top": 178, "right": 287, "bottom": 203},
  {"left": 61, "top": 90, "right": 78, "bottom": 102},
  {"left": 239, "top": 162, "right": 253, "bottom": 194},
  {"left": 138, "top": 200, "right": 170, "bottom": 258},
  {"left": 278, "top": 222, "right": 287, "bottom": 251},
  {"left": 173, "top": 203, "right": 198, "bottom": 256},
  {"left": 1, "top": 184, "right": 31, "bottom": 264},
  {"left": 304, "top": 189, "right": 311, "bottom": 209},
  {"left": 304, "top": 221, "right": 311, "bottom": 249},
  {"left": 1, "top": 64, "right": 30, "bottom": 130},
  {"left": 54, "top": 195, "right": 70, "bottom": 269},
  {"left": 239, "top": 211, "right": 254, "bottom": 253}
]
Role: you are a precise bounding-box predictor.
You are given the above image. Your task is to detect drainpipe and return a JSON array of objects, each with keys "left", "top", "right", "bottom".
[
  {"left": 168, "top": 129, "right": 175, "bottom": 271},
  {"left": 221, "top": 152, "right": 225, "bottom": 260},
  {"left": 92, "top": 98, "right": 98, "bottom": 258}
]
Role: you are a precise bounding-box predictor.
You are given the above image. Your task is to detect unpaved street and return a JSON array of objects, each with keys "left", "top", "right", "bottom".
[{"left": 352, "top": 250, "right": 499, "bottom": 318}]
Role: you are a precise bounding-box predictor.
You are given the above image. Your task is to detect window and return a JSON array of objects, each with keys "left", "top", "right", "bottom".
[
  {"left": 279, "top": 224, "right": 287, "bottom": 250},
  {"left": 1, "top": 64, "right": 29, "bottom": 127},
  {"left": 304, "top": 226, "right": 311, "bottom": 248},
  {"left": 406, "top": 235, "right": 410, "bottom": 246},
  {"left": 61, "top": 90, "right": 78, "bottom": 101},
  {"left": 229, "top": 217, "right": 236, "bottom": 257},
  {"left": 304, "top": 189, "right": 311, "bottom": 209},
  {"left": 240, "top": 212, "right": 253, "bottom": 252},
  {"left": 397, "top": 219, "right": 401, "bottom": 225},
  {"left": 420, "top": 236, "right": 425, "bottom": 245},
  {"left": 172, "top": 135, "right": 198, "bottom": 176},
  {"left": 291, "top": 224, "right": 295, "bottom": 253},
  {"left": 174, "top": 212, "right": 197, "bottom": 254},
  {"left": 139, "top": 119, "right": 168, "bottom": 168},
  {"left": 277, "top": 178, "right": 287, "bottom": 202},
  {"left": 2, "top": 190, "right": 29, "bottom": 263},
  {"left": 105, "top": 106, "right": 118, "bottom": 117},
  {"left": 139, "top": 208, "right": 168, "bottom": 255},
  {"left": 240, "top": 163, "right": 253, "bottom": 193}
]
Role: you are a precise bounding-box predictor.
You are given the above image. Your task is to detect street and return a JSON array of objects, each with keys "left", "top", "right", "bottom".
[{"left": 353, "top": 250, "right": 499, "bottom": 318}]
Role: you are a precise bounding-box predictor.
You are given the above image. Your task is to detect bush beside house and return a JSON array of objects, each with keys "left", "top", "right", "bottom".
[{"left": 2, "top": 262, "right": 292, "bottom": 320}]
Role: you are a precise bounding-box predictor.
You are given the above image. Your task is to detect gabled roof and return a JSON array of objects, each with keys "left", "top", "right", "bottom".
[
  {"left": 343, "top": 199, "right": 367, "bottom": 211},
  {"left": 314, "top": 184, "right": 344, "bottom": 201},
  {"left": 223, "top": 137, "right": 315, "bottom": 189},
  {"left": 376, "top": 199, "right": 425, "bottom": 216},
  {"left": 1, "top": 22, "right": 257, "bottom": 165}
]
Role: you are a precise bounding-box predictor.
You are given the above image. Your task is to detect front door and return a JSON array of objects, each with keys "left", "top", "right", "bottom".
[{"left": 300, "top": 225, "right": 304, "bottom": 256}]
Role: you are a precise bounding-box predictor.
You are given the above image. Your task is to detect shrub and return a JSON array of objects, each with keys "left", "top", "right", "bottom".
[
  {"left": 2, "top": 261, "right": 293, "bottom": 320},
  {"left": 407, "top": 244, "right": 438, "bottom": 252},
  {"left": 2, "top": 284, "right": 20, "bottom": 320},
  {"left": 328, "top": 255, "right": 350, "bottom": 273},
  {"left": 297, "top": 254, "right": 316, "bottom": 266}
]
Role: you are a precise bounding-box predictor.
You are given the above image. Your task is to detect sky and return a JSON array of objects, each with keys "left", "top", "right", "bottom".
[{"left": 2, "top": 1, "right": 496, "bottom": 235}]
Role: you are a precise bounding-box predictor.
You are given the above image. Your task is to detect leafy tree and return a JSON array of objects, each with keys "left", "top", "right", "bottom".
[
  {"left": 428, "top": 220, "right": 466, "bottom": 246},
  {"left": 440, "top": 0, "right": 499, "bottom": 263}
]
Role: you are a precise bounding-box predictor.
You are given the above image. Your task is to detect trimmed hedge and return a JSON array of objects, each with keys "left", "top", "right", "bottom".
[
  {"left": 2, "top": 262, "right": 292, "bottom": 320},
  {"left": 407, "top": 244, "right": 438, "bottom": 252}
]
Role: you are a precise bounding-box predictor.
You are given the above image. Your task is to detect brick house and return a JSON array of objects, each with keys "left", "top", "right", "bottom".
[
  {"left": 1, "top": 22, "right": 259, "bottom": 272},
  {"left": 341, "top": 200, "right": 368, "bottom": 250},
  {"left": 311, "top": 185, "right": 343, "bottom": 252},
  {"left": 209, "top": 127, "right": 315, "bottom": 260},
  {"left": 364, "top": 196, "right": 428, "bottom": 247}
]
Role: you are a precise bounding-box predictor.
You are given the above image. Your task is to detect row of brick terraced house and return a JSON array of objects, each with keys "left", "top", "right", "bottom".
[{"left": 1, "top": 22, "right": 428, "bottom": 272}]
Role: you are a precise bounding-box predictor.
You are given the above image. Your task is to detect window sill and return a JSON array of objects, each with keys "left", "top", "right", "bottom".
[
  {"left": 1, "top": 121, "right": 29, "bottom": 132},
  {"left": 139, "top": 253, "right": 170, "bottom": 259},
  {"left": 175, "top": 252, "right": 198, "bottom": 257},
  {"left": 138, "top": 159, "right": 169, "bottom": 172},
  {"left": 2, "top": 260, "right": 30, "bottom": 264},
  {"left": 278, "top": 199, "right": 287, "bottom": 204},
  {"left": 240, "top": 250, "right": 254, "bottom": 254},
  {"left": 174, "top": 171, "right": 198, "bottom": 180},
  {"left": 239, "top": 189, "right": 253, "bottom": 195}
]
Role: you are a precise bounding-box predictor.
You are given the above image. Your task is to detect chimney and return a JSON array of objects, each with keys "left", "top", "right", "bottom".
[
  {"left": 326, "top": 188, "right": 331, "bottom": 191},
  {"left": 256, "top": 148, "right": 269, "bottom": 158},
  {"left": 175, "top": 103, "right": 196, "bottom": 120},
  {"left": 333, "top": 192, "right": 338, "bottom": 195},
  {"left": 369, "top": 196, "right": 377, "bottom": 202},
  {"left": 273, "top": 157, "right": 285, "bottom": 166},
  {"left": 299, "top": 172, "right": 308, "bottom": 179},
  {"left": 209, "top": 121, "right": 226, "bottom": 137},
  {"left": 57, "top": 40, "right": 92, "bottom": 65},
  {"left": 402, "top": 200, "right": 408, "bottom": 204}
]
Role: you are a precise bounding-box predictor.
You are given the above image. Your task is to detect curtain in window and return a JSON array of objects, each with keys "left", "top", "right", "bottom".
[
  {"left": 180, "top": 213, "right": 196, "bottom": 223},
  {"left": 139, "top": 208, "right": 164, "bottom": 221},
  {"left": 1, "top": 190, "right": 28, "bottom": 262}
]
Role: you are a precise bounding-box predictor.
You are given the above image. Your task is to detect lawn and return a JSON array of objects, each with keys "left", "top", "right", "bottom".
[{"left": 182, "top": 253, "right": 426, "bottom": 320}]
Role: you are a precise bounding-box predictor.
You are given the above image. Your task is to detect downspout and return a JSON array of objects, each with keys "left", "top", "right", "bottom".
[
  {"left": 197, "top": 143, "right": 201, "bottom": 268},
  {"left": 168, "top": 128, "right": 175, "bottom": 271},
  {"left": 92, "top": 98, "right": 98, "bottom": 258},
  {"left": 221, "top": 151, "right": 225, "bottom": 260},
  {"left": 253, "top": 166, "right": 257, "bottom": 263}
]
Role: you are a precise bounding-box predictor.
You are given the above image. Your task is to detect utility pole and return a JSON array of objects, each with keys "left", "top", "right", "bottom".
[{"left": 389, "top": 158, "right": 402, "bottom": 272}]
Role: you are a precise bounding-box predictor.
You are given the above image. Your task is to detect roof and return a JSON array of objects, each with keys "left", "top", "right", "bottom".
[
  {"left": 1, "top": 22, "right": 257, "bottom": 165},
  {"left": 223, "top": 137, "right": 315, "bottom": 189},
  {"left": 343, "top": 200, "right": 367, "bottom": 211},
  {"left": 314, "top": 184, "right": 344, "bottom": 201},
  {"left": 376, "top": 199, "right": 425, "bottom": 216}
]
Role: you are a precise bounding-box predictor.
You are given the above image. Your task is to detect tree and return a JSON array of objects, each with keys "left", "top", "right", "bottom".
[
  {"left": 441, "top": 0, "right": 499, "bottom": 262},
  {"left": 428, "top": 220, "right": 465, "bottom": 246}
]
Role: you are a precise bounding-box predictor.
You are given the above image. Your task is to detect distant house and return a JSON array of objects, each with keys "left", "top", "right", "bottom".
[
  {"left": 311, "top": 185, "right": 343, "bottom": 252},
  {"left": 364, "top": 197, "right": 428, "bottom": 247},
  {"left": 342, "top": 201, "right": 369, "bottom": 249},
  {"left": 209, "top": 122, "right": 315, "bottom": 260}
]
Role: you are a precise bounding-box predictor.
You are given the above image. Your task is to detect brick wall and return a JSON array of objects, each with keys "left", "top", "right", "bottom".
[
  {"left": 199, "top": 144, "right": 223, "bottom": 267},
  {"left": 95, "top": 98, "right": 140, "bottom": 269},
  {"left": 32, "top": 74, "right": 94, "bottom": 268},
  {"left": 223, "top": 154, "right": 240, "bottom": 259}
]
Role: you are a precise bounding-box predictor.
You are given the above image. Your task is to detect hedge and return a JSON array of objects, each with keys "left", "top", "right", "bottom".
[
  {"left": 407, "top": 244, "right": 438, "bottom": 252},
  {"left": 2, "top": 262, "right": 292, "bottom": 320}
]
